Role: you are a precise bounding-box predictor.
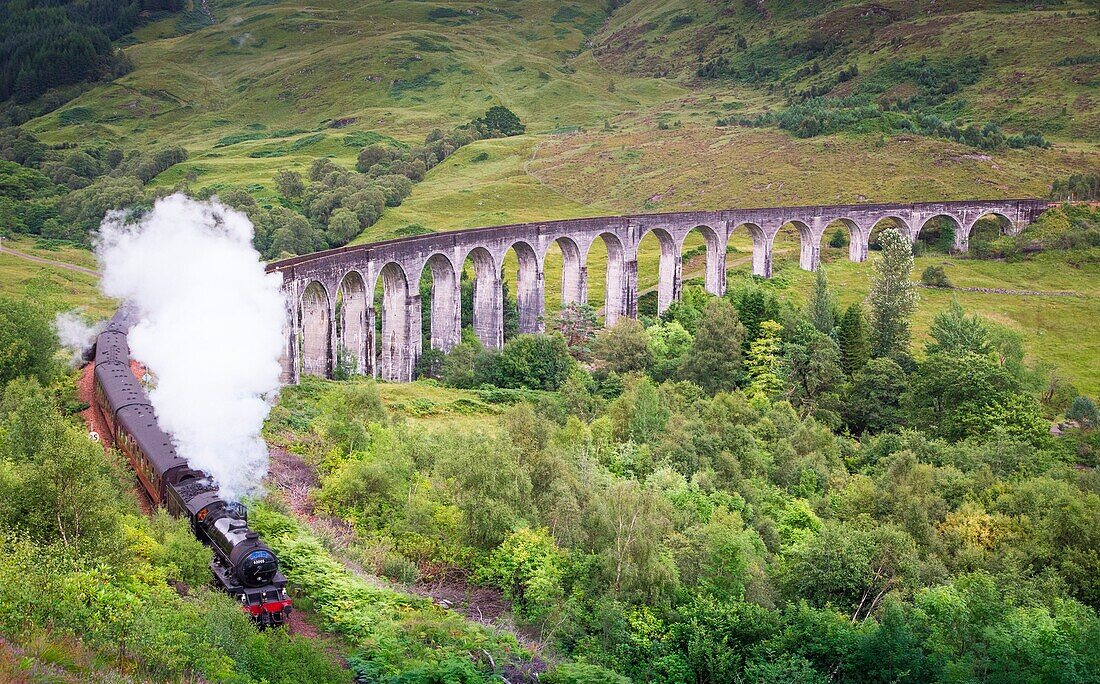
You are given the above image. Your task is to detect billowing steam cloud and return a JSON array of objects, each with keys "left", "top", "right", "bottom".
[
  {"left": 96, "top": 194, "right": 285, "bottom": 499},
  {"left": 53, "top": 310, "right": 103, "bottom": 367}
]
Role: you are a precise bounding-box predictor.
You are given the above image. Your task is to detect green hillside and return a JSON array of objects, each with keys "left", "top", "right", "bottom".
[{"left": 4, "top": 1, "right": 1100, "bottom": 683}]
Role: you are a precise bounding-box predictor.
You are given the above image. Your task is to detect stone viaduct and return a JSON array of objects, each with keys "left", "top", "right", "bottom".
[{"left": 266, "top": 198, "right": 1048, "bottom": 384}]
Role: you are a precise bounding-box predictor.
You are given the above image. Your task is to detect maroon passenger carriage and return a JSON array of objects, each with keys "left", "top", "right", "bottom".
[{"left": 91, "top": 308, "right": 291, "bottom": 626}]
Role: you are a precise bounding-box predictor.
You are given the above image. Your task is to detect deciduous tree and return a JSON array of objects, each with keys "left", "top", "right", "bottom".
[
  {"left": 680, "top": 298, "right": 746, "bottom": 394},
  {"left": 868, "top": 228, "right": 918, "bottom": 360}
]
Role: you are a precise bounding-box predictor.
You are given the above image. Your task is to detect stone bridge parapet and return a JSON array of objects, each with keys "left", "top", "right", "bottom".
[{"left": 267, "top": 198, "right": 1048, "bottom": 384}]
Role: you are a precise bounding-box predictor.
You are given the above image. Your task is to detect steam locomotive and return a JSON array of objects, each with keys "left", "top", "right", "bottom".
[{"left": 91, "top": 309, "right": 292, "bottom": 627}]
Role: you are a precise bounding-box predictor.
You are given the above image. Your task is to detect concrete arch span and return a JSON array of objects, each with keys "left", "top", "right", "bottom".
[
  {"left": 421, "top": 254, "right": 461, "bottom": 353},
  {"left": 586, "top": 232, "right": 629, "bottom": 326},
  {"left": 729, "top": 222, "right": 770, "bottom": 277},
  {"left": 374, "top": 261, "right": 418, "bottom": 382},
  {"left": 915, "top": 213, "right": 964, "bottom": 252},
  {"left": 680, "top": 223, "right": 724, "bottom": 295},
  {"left": 869, "top": 215, "right": 913, "bottom": 248},
  {"left": 508, "top": 240, "right": 544, "bottom": 335},
  {"left": 641, "top": 227, "right": 679, "bottom": 315},
  {"left": 825, "top": 217, "right": 868, "bottom": 263},
  {"left": 554, "top": 236, "right": 587, "bottom": 307},
  {"left": 299, "top": 280, "right": 331, "bottom": 378},
  {"left": 336, "top": 270, "right": 369, "bottom": 375},
  {"left": 462, "top": 246, "right": 503, "bottom": 349}
]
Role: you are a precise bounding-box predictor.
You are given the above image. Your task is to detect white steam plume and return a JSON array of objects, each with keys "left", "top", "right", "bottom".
[
  {"left": 96, "top": 194, "right": 285, "bottom": 499},
  {"left": 53, "top": 310, "right": 104, "bottom": 367}
]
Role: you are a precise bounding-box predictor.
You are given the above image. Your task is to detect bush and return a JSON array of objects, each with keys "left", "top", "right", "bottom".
[
  {"left": 1068, "top": 396, "right": 1098, "bottom": 428},
  {"left": 543, "top": 663, "right": 632, "bottom": 684},
  {"left": 0, "top": 297, "right": 57, "bottom": 386},
  {"left": 920, "top": 265, "right": 952, "bottom": 288},
  {"left": 486, "top": 334, "right": 576, "bottom": 391},
  {"left": 380, "top": 553, "right": 419, "bottom": 585},
  {"left": 476, "top": 527, "right": 563, "bottom": 619}
]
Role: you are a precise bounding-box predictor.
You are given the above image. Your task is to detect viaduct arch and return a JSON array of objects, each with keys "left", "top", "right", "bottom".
[{"left": 269, "top": 198, "right": 1048, "bottom": 384}]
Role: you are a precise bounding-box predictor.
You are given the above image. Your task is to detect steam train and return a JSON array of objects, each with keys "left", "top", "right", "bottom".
[{"left": 91, "top": 309, "right": 292, "bottom": 627}]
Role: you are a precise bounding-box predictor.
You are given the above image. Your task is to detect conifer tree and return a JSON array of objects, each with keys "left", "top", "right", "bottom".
[
  {"left": 807, "top": 268, "right": 837, "bottom": 336},
  {"left": 867, "top": 228, "right": 918, "bottom": 360},
  {"left": 746, "top": 320, "right": 784, "bottom": 398},
  {"left": 837, "top": 303, "right": 871, "bottom": 375}
]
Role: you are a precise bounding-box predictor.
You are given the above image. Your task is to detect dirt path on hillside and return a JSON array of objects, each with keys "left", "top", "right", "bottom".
[
  {"left": 266, "top": 447, "right": 555, "bottom": 675},
  {"left": 0, "top": 244, "right": 99, "bottom": 277}
]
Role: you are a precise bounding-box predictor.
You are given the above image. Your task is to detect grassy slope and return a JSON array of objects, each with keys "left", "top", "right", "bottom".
[
  {"left": 26, "top": 0, "right": 681, "bottom": 194},
  {"left": 17, "top": 0, "right": 1100, "bottom": 388},
  {"left": 598, "top": 0, "right": 1100, "bottom": 141},
  {"left": 755, "top": 243, "right": 1100, "bottom": 396},
  {"left": 0, "top": 237, "right": 113, "bottom": 318}
]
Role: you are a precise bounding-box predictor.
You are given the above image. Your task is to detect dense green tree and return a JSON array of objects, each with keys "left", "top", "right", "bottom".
[
  {"left": 781, "top": 521, "right": 920, "bottom": 620},
  {"left": 843, "top": 357, "right": 908, "bottom": 435},
  {"left": 646, "top": 320, "right": 692, "bottom": 382},
  {"left": 867, "top": 228, "right": 918, "bottom": 360},
  {"left": 0, "top": 385, "right": 126, "bottom": 555},
  {"left": 435, "top": 434, "right": 531, "bottom": 548},
  {"left": 680, "top": 298, "right": 746, "bottom": 394},
  {"left": 730, "top": 279, "right": 780, "bottom": 344},
  {"left": 836, "top": 303, "right": 871, "bottom": 375},
  {"left": 594, "top": 319, "right": 653, "bottom": 374},
  {"left": 609, "top": 377, "right": 669, "bottom": 444},
  {"left": 672, "top": 507, "right": 765, "bottom": 602},
  {"left": 476, "top": 526, "right": 564, "bottom": 619},
  {"left": 326, "top": 207, "right": 361, "bottom": 246},
  {"left": 785, "top": 330, "right": 844, "bottom": 427},
  {"left": 0, "top": 297, "right": 57, "bottom": 387},
  {"left": 590, "top": 478, "right": 675, "bottom": 603},
  {"left": 662, "top": 285, "right": 711, "bottom": 335},
  {"left": 746, "top": 319, "right": 783, "bottom": 398},
  {"left": 926, "top": 299, "right": 992, "bottom": 356},
  {"left": 489, "top": 333, "right": 576, "bottom": 390},
  {"left": 0, "top": 159, "right": 57, "bottom": 200},
  {"left": 806, "top": 268, "right": 837, "bottom": 336},
  {"left": 273, "top": 169, "right": 304, "bottom": 198},
  {"left": 355, "top": 144, "right": 395, "bottom": 173},
  {"left": 50, "top": 174, "right": 144, "bottom": 241},
  {"left": 439, "top": 330, "right": 485, "bottom": 388},
  {"left": 476, "top": 105, "right": 525, "bottom": 137},
  {"left": 1068, "top": 395, "right": 1099, "bottom": 428},
  {"left": 267, "top": 205, "right": 325, "bottom": 257},
  {"left": 905, "top": 351, "right": 1026, "bottom": 441},
  {"left": 553, "top": 302, "right": 599, "bottom": 359}
]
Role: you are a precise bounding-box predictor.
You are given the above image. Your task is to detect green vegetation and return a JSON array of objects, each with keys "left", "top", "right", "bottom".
[
  {"left": 249, "top": 504, "right": 525, "bottom": 682},
  {"left": 0, "top": 305, "right": 349, "bottom": 682},
  {"left": 267, "top": 232, "right": 1100, "bottom": 681},
  {"left": 2, "top": 1, "right": 1100, "bottom": 679}
]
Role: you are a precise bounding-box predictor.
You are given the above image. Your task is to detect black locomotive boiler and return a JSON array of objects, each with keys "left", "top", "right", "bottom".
[{"left": 91, "top": 309, "right": 291, "bottom": 626}]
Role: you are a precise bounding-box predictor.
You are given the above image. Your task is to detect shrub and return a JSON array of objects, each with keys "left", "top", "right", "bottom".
[
  {"left": 828, "top": 228, "right": 847, "bottom": 248},
  {"left": 543, "top": 663, "right": 632, "bottom": 684},
  {"left": 380, "top": 553, "right": 419, "bottom": 585},
  {"left": 487, "top": 334, "right": 576, "bottom": 391},
  {"left": 476, "top": 527, "right": 563, "bottom": 619},
  {"left": 1068, "top": 396, "right": 1098, "bottom": 428},
  {"left": 920, "top": 265, "right": 952, "bottom": 288}
]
